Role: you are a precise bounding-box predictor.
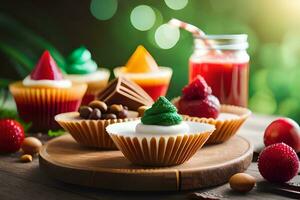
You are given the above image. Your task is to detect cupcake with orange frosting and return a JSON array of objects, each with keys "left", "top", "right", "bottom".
[
  {"left": 114, "top": 45, "right": 172, "bottom": 100},
  {"left": 9, "top": 51, "right": 87, "bottom": 132},
  {"left": 64, "top": 47, "right": 110, "bottom": 105}
]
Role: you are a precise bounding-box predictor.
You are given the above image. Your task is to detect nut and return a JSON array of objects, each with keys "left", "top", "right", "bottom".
[
  {"left": 138, "top": 106, "right": 149, "bottom": 117},
  {"left": 109, "top": 104, "right": 123, "bottom": 114},
  {"left": 102, "top": 113, "right": 117, "bottom": 119},
  {"left": 21, "top": 137, "right": 42, "bottom": 155},
  {"left": 79, "top": 106, "right": 93, "bottom": 119},
  {"left": 89, "top": 108, "right": 102, "bottom": 120},
  {"left": 229, "top": 173, "right": 256, "bottom": 192},
  {"left": 20, "top": 154, "right": 33, "bottom": 163},
  {"left": 89, "top": 100, "right": 107, "bottom": 112}
]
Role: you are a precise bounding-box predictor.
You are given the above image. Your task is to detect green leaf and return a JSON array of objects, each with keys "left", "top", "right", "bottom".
[
  {"left": 48, "top": 129, "right": 65, "bottom": 137},
  {"left": 0, "top": 14, "right": 66, "bottom": 73},
  {"left": 0, "top": 89, "right": 8, "bottom": 109},
  {"left": 0, "top": 43, "right": 33, "bottom": 75},
  {"left": 0, "top": 78, "right": 10, "bottom": 88}
]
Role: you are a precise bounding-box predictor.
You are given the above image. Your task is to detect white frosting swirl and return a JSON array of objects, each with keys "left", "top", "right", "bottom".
[
  {"left": 217, "top": 113, "right": 239, "bottom": 121},
  {"left": 64, "top": 69, "right": 110, "bottom": 83},
  {"left": 106, "top": 120, "right": 215, "bottom": 139},
  {"left": 23, "top": 76, "right": 72, "bottom": 88},
  {"left": 135, "top": 122, "right": 189, "bottom": 136}
]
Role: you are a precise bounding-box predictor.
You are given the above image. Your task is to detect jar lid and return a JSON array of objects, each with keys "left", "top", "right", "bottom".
[{"left": 195, "top": 34, "right": 249, "bottom": 50}]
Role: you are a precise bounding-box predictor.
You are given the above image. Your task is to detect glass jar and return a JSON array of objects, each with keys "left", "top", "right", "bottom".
[{"left": 189, "top": 34, "right": 249, "bottom": 107}]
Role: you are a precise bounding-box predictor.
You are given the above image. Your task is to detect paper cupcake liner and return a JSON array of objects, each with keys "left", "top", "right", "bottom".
[
  {"left": 65, "top": 69, "right": 110, "bottom": 105},
  {"left": 9, "top": 82, "right": 87, "bottom": 132},
  {"left": 109, "top": 130, "right": 213, "bottom": 167},
  {"left": 183, "top": 105, "right": 251, "bottom": 144},
  {"left": 55, "top": 112, "right": 139, "bottom": 149}
]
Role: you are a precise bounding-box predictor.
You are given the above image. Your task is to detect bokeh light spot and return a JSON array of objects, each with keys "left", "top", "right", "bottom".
[
  {"left": 164, "top": 0, "right": 188, "bottom": 10},
  {"left": 281, "top": 30, "right": 300, "bottom": 69},
  {"left": 155, "top": 24, "right": 180, "bottom": 49},
  {"left": 130, "top": 5, "right": 156, "bottom": 31},
  {"left": 278, "top": 98, "right": 300, "bottom": 119},
  {"left": 90, "top": 0, "right": 118, "bottom": 20},
  {"left": 249, "top": 89, "right": 277, "bottom": 114}
]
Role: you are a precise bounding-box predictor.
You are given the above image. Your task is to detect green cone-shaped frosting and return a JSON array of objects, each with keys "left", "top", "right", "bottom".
[
  {"left": 66, "top": 46, "right": 97, "bottom": 74},
  {"left": 141, "top": 96, "right": 182, "bottom": 126}
]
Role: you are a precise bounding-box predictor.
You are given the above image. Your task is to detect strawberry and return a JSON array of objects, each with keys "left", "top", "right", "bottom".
[
  {"left": 30, "top": 50, "right": 64, "bottom": 80},
  {"left": 258, "top": 143, "right": 299, "bottom": 183},
  {"left": 0, "top": 119, "right": 25, "bottom": 153},
  {"left": 182, "top": 75, "right": 212, "bottom": 100},
  {"left": 178, "top": 94, "right": 220, "bottom": 119}
]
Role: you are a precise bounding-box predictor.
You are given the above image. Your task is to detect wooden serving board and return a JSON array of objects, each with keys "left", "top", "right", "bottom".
[{"left": 39, "top": 134, "right": 253, "bottom": 191}]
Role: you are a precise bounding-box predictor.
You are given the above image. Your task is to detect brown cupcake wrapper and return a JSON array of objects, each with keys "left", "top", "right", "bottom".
[
  {"left": 183, "top": 105, "right": 251, "bottom": 144},
  {"left": 55, "top": 113, "right": 139, "bottom": 149},
  {"left": 109, "top": 131, "right": 213, "bottom": 166},
  {"left": 9, "top": 82, "right": 87, "bottom": 132}
]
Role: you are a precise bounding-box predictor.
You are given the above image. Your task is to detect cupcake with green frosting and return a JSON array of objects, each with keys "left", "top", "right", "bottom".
[
  {"left": 64, "top": 46, "right": 110, "bottom": 105},
  {"left": 106, "top": 96, "right": 215, "bottom": 166}
]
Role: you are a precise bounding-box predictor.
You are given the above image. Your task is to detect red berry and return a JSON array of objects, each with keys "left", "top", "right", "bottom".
[
  {"left": 264, "top": 118, "right": 300, "bottom": 152},
  {"left": 0, "top": 119, "right": 25, "bottom": 153},
  {"left": 258, "top": 143, "right": 299, "bottom": 183},
  {"left": 30, "top": 50, "right": 63, "bottom": 80},
  {"left": 178, "top": 94, "right": 220, "bottom": 119},
  {"left": 182, "top": 75, "right": 212, "bottom": 100}
]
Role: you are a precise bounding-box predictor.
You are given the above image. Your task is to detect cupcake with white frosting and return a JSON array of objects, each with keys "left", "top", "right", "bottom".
[
  {"left": 64, "top": 46, "right": 110, "bottom": 105},
  {"left": 9, "top": 50, "right": 87, "bottom": 132},
  {"left": 106, "top": 97, "right": 215, "bottom": 166}
]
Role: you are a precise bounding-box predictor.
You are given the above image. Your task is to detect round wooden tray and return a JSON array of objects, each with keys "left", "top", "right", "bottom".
[{"left": 39, "top": 134, "right": 253, "bottom": 191}]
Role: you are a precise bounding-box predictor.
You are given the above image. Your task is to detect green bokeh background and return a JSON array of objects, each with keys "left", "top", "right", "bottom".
[{"left": 1, "top": 0, "right": 300, "bottom": 121}]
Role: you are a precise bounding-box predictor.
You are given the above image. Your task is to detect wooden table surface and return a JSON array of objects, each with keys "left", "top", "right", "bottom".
[{"left": 0, "top": 114, "right": 299, "bottom": 200}]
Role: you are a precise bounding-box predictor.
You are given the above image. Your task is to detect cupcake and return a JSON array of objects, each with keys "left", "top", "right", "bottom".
[
  {"left": 114, "top": 45, "right": 172, "bottom": 101},
  {"left": 64, "top": 46, "right": 110, "bottom": 105},
  {"left": 55, "top": 100, "right": 139, "bottom": 149},
  {"left": 174, "top": 75, "right": 251, "bottom": 144},
  {"left": 106, "top": 97, "right": 215, "bottom": 166},
  {"left": 9, "top": 51, "right": 87, "bottom": 132}
]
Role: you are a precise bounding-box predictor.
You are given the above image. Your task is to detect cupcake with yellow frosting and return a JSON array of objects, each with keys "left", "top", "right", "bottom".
[
  {"left": 9, "top": 51, "right": 87, "bottom": 132},
  {"left": 64, "top": 47, "right": 110, "bottom": 105},
  {"left": 106, "top": 97, "right": 215, "bottom": 166}
]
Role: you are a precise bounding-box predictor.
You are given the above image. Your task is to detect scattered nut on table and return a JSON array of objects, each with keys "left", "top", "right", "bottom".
[
  {"left": 20, "top": 154, "right": 33, "bottom": 163},
  {"left": 229, "top": 173, "right": 256, "bottom": 192},
  {"left": 21, "top": 137, "right": 42, "bottom": 155}
]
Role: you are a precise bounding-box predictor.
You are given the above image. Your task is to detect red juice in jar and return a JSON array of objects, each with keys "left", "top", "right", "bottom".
[
  {"left": 189, "top": 60, "right": 249, "bottom": 107},
  {"left": 189, "top": 34, "right": 249, "bottom": 107}
]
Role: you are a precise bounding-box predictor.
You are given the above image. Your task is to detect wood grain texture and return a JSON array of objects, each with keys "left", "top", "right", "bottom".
[
  {"left": 39, "top": 134, "right": 253, "bottom": 191},
  {"left": 2, "top": 114, "right": 298, "bottom": 199}
]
